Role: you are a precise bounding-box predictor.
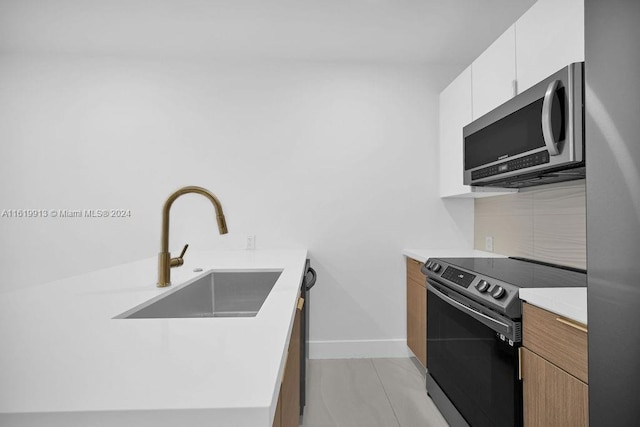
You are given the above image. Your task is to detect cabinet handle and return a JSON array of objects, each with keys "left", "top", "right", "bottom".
[
  {"left": 297, "top": 297, "right": 305, "bottom": 311},
  {"left": 518, "top": 347, "right": 523, "bottom": 380},
  {"left": 555, "top": 317, "right": 588, "bottom": 333}
]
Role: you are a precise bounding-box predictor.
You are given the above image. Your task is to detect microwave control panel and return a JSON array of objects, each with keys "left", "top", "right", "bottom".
[{"left": 471, "top": 151, "right": 550, "bottom": 181}]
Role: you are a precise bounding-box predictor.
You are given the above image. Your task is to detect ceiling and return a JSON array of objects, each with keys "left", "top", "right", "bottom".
[{"left": 0, "top": 0, "right": 536, "bottom": 64}]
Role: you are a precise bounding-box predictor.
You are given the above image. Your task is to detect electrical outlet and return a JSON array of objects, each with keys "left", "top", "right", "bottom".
[
  {"left": 485, "top": 236, "right": 494, "bottom": 252},
  {"left": 246, "top": 235, "right": 256, "bottom": 250}
]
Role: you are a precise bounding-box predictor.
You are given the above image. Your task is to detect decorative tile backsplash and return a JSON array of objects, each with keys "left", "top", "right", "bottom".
[{"left": 474, "top": 180, "right": 586, "bottom": 269}]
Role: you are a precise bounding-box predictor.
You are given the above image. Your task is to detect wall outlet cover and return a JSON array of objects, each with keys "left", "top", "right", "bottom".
[
  {"left": 246, "top": 235, "right": 256, "bottom": 250},
  {"left": 485, "top": 236, "right": 494, "bottom": 252}
]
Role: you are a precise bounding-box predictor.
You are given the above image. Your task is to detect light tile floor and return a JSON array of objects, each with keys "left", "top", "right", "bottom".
[{"left": 301, "top": 358, "right": 449, "bottom": 427}]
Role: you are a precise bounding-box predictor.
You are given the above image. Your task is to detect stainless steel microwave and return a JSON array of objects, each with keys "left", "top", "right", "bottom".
[{"left": 463, "top": 62, "right": 585, "bottom": 188}]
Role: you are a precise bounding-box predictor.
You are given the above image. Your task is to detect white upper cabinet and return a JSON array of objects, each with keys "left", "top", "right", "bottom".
[
  {"left": 472, "top": 25, "right": 517, "bottom": 120},
  {"left": 439, "top": 67, "right": 472, "bottom": 198},
  {"left": 439, "top": 68, "right": 514, "bottom": 198},
  {"left": 515, "top": 0, "right": 585, "bottom": 93}
]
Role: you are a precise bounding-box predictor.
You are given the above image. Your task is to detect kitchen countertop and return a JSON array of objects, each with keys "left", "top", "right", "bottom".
[
  {"left": 402, "top": 248, "right": 504, "bottom": 263},
  {"left": 519, "top": 288, "right": 587, "bottom": 325},
  {"left": 0, "top": 249, "right": 308, "bottom": 427}
]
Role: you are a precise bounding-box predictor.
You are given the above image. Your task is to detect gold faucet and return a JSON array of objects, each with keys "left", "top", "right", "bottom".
[{"left": 157, "top": 186, "right": 228, "bottom": 287}]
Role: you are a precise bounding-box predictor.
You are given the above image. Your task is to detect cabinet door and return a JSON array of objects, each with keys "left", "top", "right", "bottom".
[
  {"left": 472, "top": 25, "right": 517, "bottom": 119},
  {"left": 521, "top": 348, "right": 589, "bottom": 427},
  {"left": 273, "top": 391, "right": 282, "bottom": 427},
  {"left": 281, "top": 301, "right": 302, "bottom": 427},
  {"left": 515, "top": 0, "right": 584, "bottom": 93},
  {"left": 439, "top": 67, "right": 514, "bottom": 198},
  {"left": 407, "top": 276, "right": 426, "bottom": 367},
  {"left": 439, "top": 66, "right": 473, "bottom": 198},
  {"left": 273, "top": 298, "right": 302, "bottom": 427}
]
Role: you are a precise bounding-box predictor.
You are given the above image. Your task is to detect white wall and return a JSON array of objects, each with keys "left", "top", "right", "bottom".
[{"left": 0, "top": 54, "right": 473, "bottom": 357}]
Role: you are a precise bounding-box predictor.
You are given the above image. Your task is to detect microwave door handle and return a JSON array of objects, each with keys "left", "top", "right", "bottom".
[{"left": 542, "top": 79, "right": 561, "bottom": 156}]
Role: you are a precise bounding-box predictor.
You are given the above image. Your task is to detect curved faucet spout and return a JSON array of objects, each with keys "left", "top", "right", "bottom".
[{"left": 158, "top": 186, "right": 228, "bottom": 287}]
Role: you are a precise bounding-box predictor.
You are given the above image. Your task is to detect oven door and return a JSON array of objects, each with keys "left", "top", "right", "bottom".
[{"left": 427, "top": 282, "right": 522, "bottom": 427}]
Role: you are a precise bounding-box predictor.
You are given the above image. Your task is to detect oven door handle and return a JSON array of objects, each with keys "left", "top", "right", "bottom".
[{"left": 428, "top": 283, "right": 512, "bottom": 336}]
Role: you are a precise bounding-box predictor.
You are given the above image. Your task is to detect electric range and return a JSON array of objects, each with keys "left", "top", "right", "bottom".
[
  {"left": 422, "top": 257, "right": 586, "bottom": 427},
  {"left": 423, "top": 257, "right": 586, "bottom": 319}
]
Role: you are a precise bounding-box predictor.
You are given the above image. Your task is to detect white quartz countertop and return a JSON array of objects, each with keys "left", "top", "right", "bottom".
[
  {"left": 0, "top": 249, "right": 308, "bottom": 427},
  {"left": 402, "top": 248, "right": 504, "bottom": 263},
  {"left": 519, "top": 288, "right": 587, "bottom": 325}
]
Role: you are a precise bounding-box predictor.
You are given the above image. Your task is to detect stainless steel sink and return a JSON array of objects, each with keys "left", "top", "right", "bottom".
[{"left": 116, "top": 270, "right": 282, "bottom": 319}]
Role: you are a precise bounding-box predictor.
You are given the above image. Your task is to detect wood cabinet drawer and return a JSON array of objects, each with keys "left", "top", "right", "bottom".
[
  {"left": 406, "top": 258, "right": 426, "bottom": 287},
  {"left": 523, "top": 303, "right": 588, "bottom": 383}
]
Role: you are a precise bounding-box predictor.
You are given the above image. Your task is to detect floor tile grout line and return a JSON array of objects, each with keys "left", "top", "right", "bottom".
[{"left": 370, "top": 359, "right": 402, "bottom": 427}]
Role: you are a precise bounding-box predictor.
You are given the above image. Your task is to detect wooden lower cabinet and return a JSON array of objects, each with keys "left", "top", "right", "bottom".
[
  {"left": 273, "top": 298, "right": 302, "bottom": 427},
  {"left": 521, "top": 348, "right": 588, "bottom": 427},
  {"left": 273, "top": 394, "right": 282, "bottom": 427},
  {"left": 521, "top": 303, "right": 589, "bottom": 427},
  {"left": 523, "top": 303, "right": 588, "bottom": 383},
  {"left": 406, "top": 258, "right": 426, "bottom": 367}
]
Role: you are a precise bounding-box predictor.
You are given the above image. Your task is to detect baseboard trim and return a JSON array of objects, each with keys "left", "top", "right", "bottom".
[{"left": 308, "top": 339, "right": 411, "bottom": 359}]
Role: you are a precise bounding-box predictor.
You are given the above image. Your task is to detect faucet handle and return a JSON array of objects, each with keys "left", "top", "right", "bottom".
[
  {"left": 170, "top": 244, "right": 189, "bottom": 267},
  {"left": 178, "top": 243, "right": 189, "bottom": 258}
]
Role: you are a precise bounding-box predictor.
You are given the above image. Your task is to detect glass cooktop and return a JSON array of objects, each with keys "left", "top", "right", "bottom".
[{"left": 432, "top": 257, "right": 586, "bottom": 289}]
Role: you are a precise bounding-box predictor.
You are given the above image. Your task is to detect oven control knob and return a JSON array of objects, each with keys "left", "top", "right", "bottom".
[
  {"left": 425, "top": 261, "right": 432, "bottom": 270},
  {"left": 476, "top": 280, "right": 490, "bottom": 293},
  {"left": 432, "top": 263, "right": 441, "bottom": 273},
  {"left": 491, "top": 286, "right": 506, "bottom": 299}
]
